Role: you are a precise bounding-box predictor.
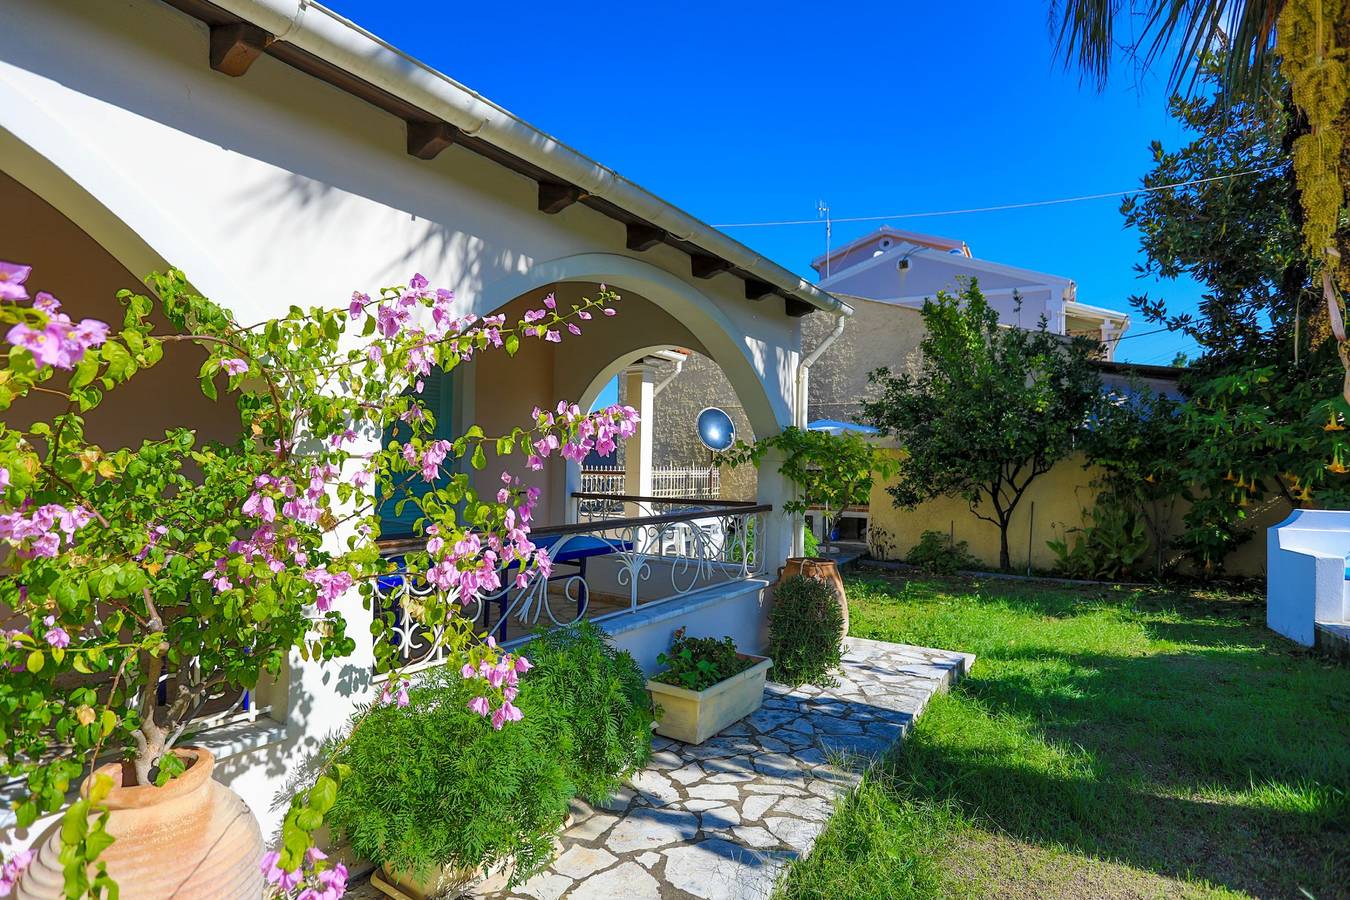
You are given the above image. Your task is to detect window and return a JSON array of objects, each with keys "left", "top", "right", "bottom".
[{"left": 378, "top": 369, "right": 455, "bottom": 538}]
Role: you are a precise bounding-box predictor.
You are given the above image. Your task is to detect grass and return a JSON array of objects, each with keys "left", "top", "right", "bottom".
[{"left": 777, "top": 572, "right": 1350, "bottom": 900}]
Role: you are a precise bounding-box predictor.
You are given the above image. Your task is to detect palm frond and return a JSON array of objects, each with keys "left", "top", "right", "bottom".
[{"left": 1051, "top": 0, "right": 1284, "bottom": 104}]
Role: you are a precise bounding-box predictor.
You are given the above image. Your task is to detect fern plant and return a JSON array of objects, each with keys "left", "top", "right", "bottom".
[
  {"left": 524, "top": 622, "right": 655, "bottom": 804},
  {"left": 324, "top": 665, "right": 573, "bottom": 887}
]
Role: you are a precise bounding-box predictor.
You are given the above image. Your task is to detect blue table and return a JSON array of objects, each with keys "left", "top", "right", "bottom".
[{"left": 377, "top": 533, "right": 632, "bottom": 642}]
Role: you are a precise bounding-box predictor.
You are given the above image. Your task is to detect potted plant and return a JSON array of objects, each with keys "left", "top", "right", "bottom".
[
  {"left": 724, "top": 425, "right": 894, "bottom": 635},
  {"left": 0, "top": 261, "right": 636, "bottom": 897},
  {"left": 766, "top": 575, "right": 845, "bottom": 687},
  {"left": 327, "top": 662, "right": 574, "bottom": 900},
  {"left": 645, "top": 628, "right": 771, "bottom": 745},
  {"left": 523, "top": 622, "right": 656, "bottom": 803}
]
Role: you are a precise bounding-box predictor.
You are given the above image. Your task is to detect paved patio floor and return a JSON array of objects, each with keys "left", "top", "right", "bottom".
[{"left": 350, "top": 637, "right": 974, "bottom": 900}]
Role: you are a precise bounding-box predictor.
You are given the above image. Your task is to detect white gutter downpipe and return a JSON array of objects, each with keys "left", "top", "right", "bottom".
[
  {"left": 790, "top": 309, "right": 849, "bottom": 555},
  {"left": 796, "top": 312, "right": 847, "bottom": 428},
  {"left": 206, "top": 0, "right": 846, "bottom": 317}
]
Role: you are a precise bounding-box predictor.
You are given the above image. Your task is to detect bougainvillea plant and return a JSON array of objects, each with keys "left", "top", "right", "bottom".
[{"left": 0, "top": 261, "right": 636, "bottom": 898}]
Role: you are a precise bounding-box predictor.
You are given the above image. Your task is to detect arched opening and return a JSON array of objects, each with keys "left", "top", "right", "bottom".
[
  {"left": 573, "top": 347, "right": 760, "bottom": 515},
  {"left": 415, "top": 278, "right": 780, "bottom": 642}
]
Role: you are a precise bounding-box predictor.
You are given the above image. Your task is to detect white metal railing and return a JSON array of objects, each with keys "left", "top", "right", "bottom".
[
  {"left": 579, "top": 466, "right": 720, "bottom": 499},
  {"left": 372, "top": 496, "right": 768, "bottom": 672}
]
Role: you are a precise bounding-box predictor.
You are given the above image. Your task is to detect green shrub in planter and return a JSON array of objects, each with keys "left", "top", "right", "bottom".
[
  {"left": 768, "top": 575, "right": 845, "bottom": 686},
  {"left": 325, "top": 666, "right": 573, "bottom": 887},
  {"left": 651, "top": 628, "right": 755, "bottom": 691},
  {"left": 525, "top": 621, "right": 656, "bottom": 804}
]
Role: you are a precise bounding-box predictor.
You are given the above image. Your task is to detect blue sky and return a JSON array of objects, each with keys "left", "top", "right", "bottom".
[{"left": 327, "top": 0, "right": 1206, "bottom": 368}]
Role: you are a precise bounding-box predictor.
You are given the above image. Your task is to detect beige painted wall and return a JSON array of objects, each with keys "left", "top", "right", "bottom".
[
  {"left": 467, "top": 283, "right": 710, "bottom": 523},
  {"left": 868, "top": 449, "right": 1284, "bottom": 578},
  {"left": 0, "top": 171, "right": 240, "bottom": 449}
]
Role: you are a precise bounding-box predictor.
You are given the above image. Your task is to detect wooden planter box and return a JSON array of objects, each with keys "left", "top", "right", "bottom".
[{"left": 647, "top": 655, "right": 772, "bottom": 745}]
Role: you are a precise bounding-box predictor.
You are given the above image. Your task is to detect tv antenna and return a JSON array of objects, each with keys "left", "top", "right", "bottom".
[{"left": 817, "top": 200, "right": 831, "bottom": 278}]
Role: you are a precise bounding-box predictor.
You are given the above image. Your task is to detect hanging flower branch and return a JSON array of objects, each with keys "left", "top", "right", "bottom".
[{"left": 0, "top": 261, "right": 635, "bottom": 897}]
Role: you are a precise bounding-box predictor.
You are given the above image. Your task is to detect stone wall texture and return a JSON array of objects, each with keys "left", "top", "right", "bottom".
[
  {"left": 628, "top": 354, "right": 758, "bottom": 501},
  {"left": 800, "top": 296, "right": 927, "bottom": 426}
]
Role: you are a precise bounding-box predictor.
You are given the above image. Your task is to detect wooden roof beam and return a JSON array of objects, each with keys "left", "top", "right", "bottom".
[
  {"left": 625, "top": 223, "right": 666, "bottom": 252},
  {"left": 744, "top": 279, "right": 775, "bottom": 301},
  {"left": 209, "top": 23, "right": 274, "bottom": 77},
  {"left": 405, "top": 121, "right": 459, "bottom": 160},
  {"left": 690, "top": 254, "right": 733, "bottom": 279},
  {"left": 538, "top": 181, "right": 585, "bottom": 214}
]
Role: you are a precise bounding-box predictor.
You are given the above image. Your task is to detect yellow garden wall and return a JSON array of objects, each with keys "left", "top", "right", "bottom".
[
  {"left": 867, "top": 451, "right": 1106, "bottom": 573},
  {"left": 867, "top": 450, "right": 1285, "bottom": 578}
]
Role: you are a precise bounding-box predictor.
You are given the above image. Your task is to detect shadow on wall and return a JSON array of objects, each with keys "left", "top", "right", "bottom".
[
  {"left": 866, "top": 450, "right": 1283, "bottom": 578},
  {"left": 0, "top": 170, "right": 240, "bottom": 448},
  {"left": 642, "top": 350, "right": 759, "bottom": 502}
]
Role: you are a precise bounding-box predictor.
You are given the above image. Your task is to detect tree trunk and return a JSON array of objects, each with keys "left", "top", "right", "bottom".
[{"left": 998, "top": 525, "right": 1011, "bottom": 571}]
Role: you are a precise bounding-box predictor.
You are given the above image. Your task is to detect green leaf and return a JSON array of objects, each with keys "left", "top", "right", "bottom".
[
  {"left": 308, "top": 775, "right": 338, "bottom": 815},
  {"left": 27, "top": 650, "right": 44, "bottom": 673}
]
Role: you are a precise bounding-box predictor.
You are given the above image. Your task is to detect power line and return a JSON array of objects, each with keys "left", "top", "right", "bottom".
[
  {"left": 1103, "top": 325, "right": 1171, "bottom": 343},
  {"left": 712, "top": 165, "right": 1284, "bottom": 229}
]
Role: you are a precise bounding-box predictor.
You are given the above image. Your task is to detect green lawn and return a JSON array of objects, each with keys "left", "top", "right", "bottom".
[{"left": 778, "top": 572, "right": 1350, "bottom": 900}]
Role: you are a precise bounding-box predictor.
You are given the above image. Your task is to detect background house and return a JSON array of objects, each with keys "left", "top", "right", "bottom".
[{"left": 654, "top": 226, "right": 1137, "bottom": 549}]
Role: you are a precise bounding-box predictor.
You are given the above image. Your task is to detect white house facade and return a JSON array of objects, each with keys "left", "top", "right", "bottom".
[{"left": 0, "top": 0, "right": 850, "bottom": 845}]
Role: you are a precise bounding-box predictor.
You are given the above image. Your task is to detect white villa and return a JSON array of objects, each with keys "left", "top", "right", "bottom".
[
  {"left": 813, "top": 226, "right": 1130, "bottom": 356},
  {"left": 0, "top": 0, "right": 850, "bottom": 843}
]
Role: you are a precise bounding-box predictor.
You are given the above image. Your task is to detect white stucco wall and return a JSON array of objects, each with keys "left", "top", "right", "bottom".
[
  {"left": 0, "top": 0, "right": 808, "bottom": 846},
  {"left": 1267, "top": 509, "right": 1350, "bottom": 646}
]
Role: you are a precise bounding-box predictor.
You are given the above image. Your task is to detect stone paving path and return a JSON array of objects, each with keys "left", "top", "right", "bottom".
[{"left": 349, "top": 638, "right": 973, "bottom": 900}]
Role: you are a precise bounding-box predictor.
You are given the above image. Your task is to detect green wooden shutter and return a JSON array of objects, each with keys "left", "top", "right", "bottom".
[{"left": 378, "top": 369, "right": 455, "bottom": 539}]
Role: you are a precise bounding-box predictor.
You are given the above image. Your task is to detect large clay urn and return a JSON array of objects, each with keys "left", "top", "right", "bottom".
[
  {"left": 779, "top": 556, "right": 849, "bottom": 637},
  {"left": 16, "top": 747, "right": 264, "bottom": 899}
]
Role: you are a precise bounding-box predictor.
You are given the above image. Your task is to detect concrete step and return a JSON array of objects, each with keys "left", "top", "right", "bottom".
[{"left": 1314, "top": 621, "right": 1350, "bottom": 661}]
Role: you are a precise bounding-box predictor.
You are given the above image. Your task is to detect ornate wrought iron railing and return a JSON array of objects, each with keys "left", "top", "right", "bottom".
[
  {"left": 372, "top": 495, "right": 770, "bottom": 672},
  {"left": 579, "top": 466, "right": 721, "bottom": 500}
]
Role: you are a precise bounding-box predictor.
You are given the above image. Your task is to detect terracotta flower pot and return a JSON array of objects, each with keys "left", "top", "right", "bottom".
[
  {"left": 16, "top": 747, "right": 264, "bottom": 899},
  {"left": 779, "top": 556, "right": 849, "bottom": 637},
  {"left": 370, "top": 815, "right": 571, "bottom": 899},
  {"left": 372, "top": 862, "right": 478, "bottom": 900}
]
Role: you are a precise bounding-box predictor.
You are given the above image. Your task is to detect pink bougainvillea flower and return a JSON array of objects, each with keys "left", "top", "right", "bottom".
[
  {"left": 490, "top": 699, "right": 523, "bottom": 730},
  {"left": 6, "top": 312, "right": 108, "bottom": 370},
  {"left": 0, "top": 262, "right": 31, "bottom": 301},
  {"left": 41, "top": 616, "right": 69, "bottom": 649},
  {"left": 219, "top": 358, "right": 248, "bottom": 376},
  {"left": 348, "top": 292, "right": 369, "bottom": 319},
  {"left": 0, "top": 848, "right": 34, "bottom": 895},
  {"left": 0, "top": 468, "right": 8, "bottom": 491}
]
